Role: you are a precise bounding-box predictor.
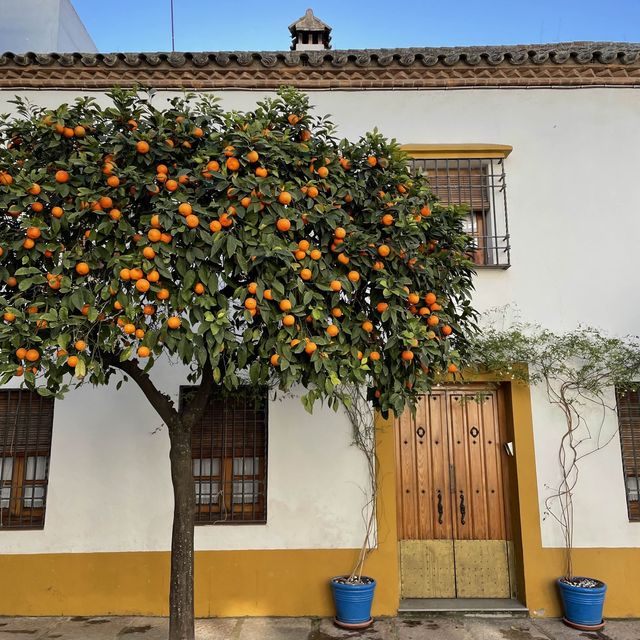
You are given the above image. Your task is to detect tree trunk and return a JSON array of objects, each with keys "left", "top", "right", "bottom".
[{"left": 168, "top": 422, "right": 195, "bottom": 640}]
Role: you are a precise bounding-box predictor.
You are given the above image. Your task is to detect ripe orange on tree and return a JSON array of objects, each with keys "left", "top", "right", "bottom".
[
  {"left": 55, "top": 169, "right": 69, "bottom": 183},
  {"left": 136, "top": 141, "right": 150, "bottom": 154},
  {"left": 185, "top": 214, "right": 199, "bottom": 229},
  {"left": 167, "top": 316, "right": 182, "bottom": 329},
  {"left": 278, "top": 191, "right": 292, "bottom": 205},
  {"left": 276, "top": 218, "right": 291, "bottom": 232},
  {"left": 75, "top": 262, "right": 90, "bottom": 276},
  {"left": 136, "top": 278, "right": 150, "bottom": 293}
]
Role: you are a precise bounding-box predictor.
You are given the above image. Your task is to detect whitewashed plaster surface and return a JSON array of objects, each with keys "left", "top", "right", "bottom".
[{"left": 1, "top": 87, "right": 639, "bottom": 551}]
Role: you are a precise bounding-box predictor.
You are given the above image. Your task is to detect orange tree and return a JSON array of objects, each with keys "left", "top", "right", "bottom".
[{"left": 0, "top": 87, "right": 476, "bottom": 639}]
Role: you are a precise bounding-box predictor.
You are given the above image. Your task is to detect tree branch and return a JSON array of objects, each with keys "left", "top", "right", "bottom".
[
  {"left": 108, "top": 356, "right": 179, "bottom": 429},
  {"left": 179, "top": 358, "right": 214, "bottom": 428}
]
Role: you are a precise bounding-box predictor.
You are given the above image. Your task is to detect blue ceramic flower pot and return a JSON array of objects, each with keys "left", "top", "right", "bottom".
[
  {"left": 330, "top": 576, "right": 376, "bottom": 625},
  {"left": 557, "top": 577, "right": 606, "bottom": 627}
]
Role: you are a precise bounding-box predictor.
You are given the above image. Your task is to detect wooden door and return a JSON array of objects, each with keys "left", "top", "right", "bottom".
[{"left": 396, "top": 385, "right": 514, "bottom": 598}]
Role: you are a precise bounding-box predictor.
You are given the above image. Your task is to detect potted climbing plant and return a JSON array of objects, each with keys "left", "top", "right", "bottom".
[
  {"left": 329, "top": 384, "right": 379, "bottom": 629},
  {"left": 470, "top": 312, "right": 640, "bottom": 631}
]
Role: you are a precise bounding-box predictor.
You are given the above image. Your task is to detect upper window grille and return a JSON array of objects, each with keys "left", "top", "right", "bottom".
[
  {"left": 409, "top": 157, "right": 510, "bottom": 268},
  {"left": 0, "top": 389, "right": 54, "bottom": 530},
  {"left": 616, "top": 388, "right": 640, "bottom": 522},
  {"left": 181, "top": 386, "right": 268, "bottom": 525}
]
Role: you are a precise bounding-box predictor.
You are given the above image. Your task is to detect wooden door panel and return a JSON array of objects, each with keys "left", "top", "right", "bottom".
[
  {"left": 396, "top": 408, "right": 419, "bottom": 540},
  {"left": 448, "top": 390, "right": 508, "bottom": 541},
  {"left": 396, "top": 392, "right": 453, "bottom": 540},
  {"left": 424, "top": 393, "right": 453, "bottom": 540},
  {"left": 480, "top": 393, "right": 508, "bottom": 540}
]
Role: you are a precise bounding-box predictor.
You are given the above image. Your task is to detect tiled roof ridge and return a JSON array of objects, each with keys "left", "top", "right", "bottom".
[{"left": 1, "top": 42, "right": 639, "bottom": 68}]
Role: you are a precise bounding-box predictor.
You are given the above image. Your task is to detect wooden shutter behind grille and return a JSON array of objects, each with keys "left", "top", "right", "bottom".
[
  {"left": 616, "top": 389, "right": 640, "bottom": 521},
  {"left": 410, "top": 160, "right": 490, "bottom": 209},
  {"left": 0, "top": 389, "right": 54, "bottom": 455},
  {"left": 191, "top": 392, "right": 267, "bottom": 458}
]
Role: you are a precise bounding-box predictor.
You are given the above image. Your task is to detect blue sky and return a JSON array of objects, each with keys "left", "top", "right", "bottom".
[{"left": 72, "top": 0, "right": 640, "bottom": 52}]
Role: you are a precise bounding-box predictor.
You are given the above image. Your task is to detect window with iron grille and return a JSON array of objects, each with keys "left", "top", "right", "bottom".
[
  {"left": 181, "top": 386, "right": 268, "bottom": 525},
  {"left": 616, "top": 388, "right": 640, "bottom": 522},
  {"left": 408, "top": 157, "right": 510, "bottom": 268},
  {"left": 0, "top": 389, "right": 54, "bottom": 530}
]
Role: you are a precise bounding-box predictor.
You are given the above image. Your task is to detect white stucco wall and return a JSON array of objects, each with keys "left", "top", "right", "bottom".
[
  {"left": 0, "top": 0, "right": 97, "bottom": 53},
  {"left": 1, "top": 86, "right": 639, "bottom": 552}
]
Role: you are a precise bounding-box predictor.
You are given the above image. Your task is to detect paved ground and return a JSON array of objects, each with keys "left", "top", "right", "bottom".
[{"left": 0, "top": 616, "right": 637, "bottom": 639}]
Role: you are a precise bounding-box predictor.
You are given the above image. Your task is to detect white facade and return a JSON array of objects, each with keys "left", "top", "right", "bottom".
[
  {"left": 0, "top": 0, "right": 96, "bottom": 53},
  {"left": 1, "top": 86, "right": 639, "bottom": 554}
]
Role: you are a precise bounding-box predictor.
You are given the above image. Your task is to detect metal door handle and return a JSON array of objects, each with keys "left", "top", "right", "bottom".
[
  {"left": 459, "top": 490, "right": 466, "bottom": 525},
  {"left": 436, "top": 489, "right": 443, "bottom": 524}
]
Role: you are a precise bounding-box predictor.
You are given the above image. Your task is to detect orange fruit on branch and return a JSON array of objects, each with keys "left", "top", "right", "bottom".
[
  {"left": 276, "top": 218, "right": 291, "bottom": 232},
  {"left": 278, "top": 191, "right": 292, "bottom": 205},
  {"left": 55, "top": 170, "right": 69, "bottom": 183},
  {"left": 136, "top": 141, "right": 150, "bottom": 154},
  {"left": 185, "top": 214, "right": 199, "bottom": 229},
  {"left": 326, "top": 325, "right": 339, "bottom": 337},
  {"left": 25, "top": 349, "right": 40, "bottom": 362},
  {"left": 75, "top": 262, "right": 90, "bottom": 276},
  {"left": 135, "top": 278, "right": 150, "bottom": 293},
  {"left": 167, "top": 316, "right": 181, "bottom": 329}
]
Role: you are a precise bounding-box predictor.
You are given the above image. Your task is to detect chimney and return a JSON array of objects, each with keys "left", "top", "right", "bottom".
[{"left": 289, "top": 8, "right": 331, "bottom": 51}]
